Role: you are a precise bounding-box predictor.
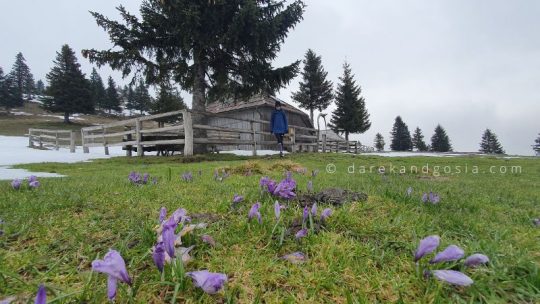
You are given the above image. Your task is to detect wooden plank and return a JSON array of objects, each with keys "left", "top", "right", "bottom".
[
  {"left": 193, "top": 138, "right": 255, "bottom": 145},
  {"left": 140, "top": 139, "right": 185, "bottom": 146},
  {"left": 295, "top": 134, "right": 318, "bottom": 140},
  {"left": 108, "top": 141, "right": 137, "bottom": 147},
  {"left": 139, "top": 125, "right": 184, "bottom": 134},
  {"left": 28, "top": 128, "right": 72, "bottom": 134},
  {"left": 183, "top": 110, "right": 193, "bottom": 156},
  {"left": 193, "top": 124, "right": 255, "bottom": 134}
]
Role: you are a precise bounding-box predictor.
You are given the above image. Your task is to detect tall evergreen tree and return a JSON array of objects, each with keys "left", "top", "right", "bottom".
[
  {"left": 479, "top": 129, "right": 505, "bottom": 154},
  {"left": 89, "top": 68, "right": 106, "bottom": 111},
  {"left": 390, "top": 116, "right": 412, "bottom": 151},
  {"left": 8, "top": 52, "right": 35, "bottom": 105},
  {"left": 83, "top": 0, "right": 305, "bottom": 152},
  {"left": 124, "top": 85, "right": 136, "bottom": 114},
  {"left": 374, "top": 133, "right": 385, "bottom": 152},
  {"left": 534, "top": 133, "right": 540, "bottom": 155},
  {"left": 151, "top": 84, "right": 186, "bottom": 124},
  {"left": 0, "top": 67, "right": 21, "bottom": 112},
  {"left": 292, "top": 49, "right": 333, "bottom": 125},
  {"left": 430, "top": 124, "right": 452, "bottom": 152},
  {"left": 35, "top": 79, "right": 45, "bottom": 95},
  {"left": 104, "top": 76, "right": 121, "bottom": 113},
  {"left": 330, "top": 62, "right": 371, "bottom": 141},
  {"left": 133, "top": 80, "right": 152, "bottom": 114},
  {"left": 412, "top": 127, "right": 428, "bottom": 151},
  {"left": 42, "top": 45, "right": 93, "bottom": 123}
]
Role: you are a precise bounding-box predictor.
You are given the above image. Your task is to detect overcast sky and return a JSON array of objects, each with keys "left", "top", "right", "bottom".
[{"left": 1, "top": 0, "right": 538, "bottom": 155}]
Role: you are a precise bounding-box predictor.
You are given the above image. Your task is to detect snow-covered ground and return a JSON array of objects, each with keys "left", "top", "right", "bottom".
[
  {"left": 0, "top": 136, "right": 124, "bottom": 180},
  {"left": 221, "top": 150, "right": 288, "bottom": 156},
  {"left": 358, "top": 151, "right": 476, "bottom": 157}
]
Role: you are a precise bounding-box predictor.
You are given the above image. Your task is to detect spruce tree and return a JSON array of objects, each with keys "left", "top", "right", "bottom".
[
  {"left": 42, "top": 45, "right": 93, "bottom": 123},
  {"left": 8, "top": 52, "right": 34, "bottom": 105},
  {"left": 83, "top": 0, "right": 305, "bottom": 152},
  {"left": 390, "top": 116, "right": 412, "bottom": 151},
  {"left": 412, "top": 127, "right": 428, "bottom": 151},
  {"left": 292, "top": 49, "right": 333, "bottom": 125},
  {"left": 330, "top": 62, "right": 371, "bottom": 141},
  {"left": 151, "top": 84, "right": 186, "bottom": 124},
  {"left": 534, "top": 133, "right": 540, "bottom": 155},
  {"left": 104, "top": 76, "right": 121, "bottom": 113},
  {"left": 430, "top": 124, "right": 452, "bottom": 152},
  {"left": 0, "top": 67, "right": 21, "bottom": 112},
  {"left": 124, "top": 85, "right": 136, "bottom": 114},
  {"left": 35, "top": 80, "right": 45, "bottom": 96},
  {"left": 374, "top": 133, "right": 385, "bottom": 152},
  {"left": 89, "top": 68, "right": 106, "bottom": 111},
  {"left": 133, "top": 80, "right": 152, "bottom": 114},
  {"left": 479, "top": 129, "right": 505, "bottom": 154}
]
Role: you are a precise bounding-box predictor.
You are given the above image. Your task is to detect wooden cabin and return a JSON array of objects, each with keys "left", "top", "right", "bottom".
[{"left": 205, "top": 95, "right": 316, "bottom": 151}]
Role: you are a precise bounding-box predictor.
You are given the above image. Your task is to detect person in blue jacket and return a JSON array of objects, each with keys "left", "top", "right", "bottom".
[{"left": 270, "top": 100, "right": 288, "bottom": 157}]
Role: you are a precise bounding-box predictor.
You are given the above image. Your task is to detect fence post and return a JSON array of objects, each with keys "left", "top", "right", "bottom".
[
  {"left": 346, "top": 140, "right": 350, "bottom": 153},
  {"left": 55, "top": 131, "right": 59, "bottom": 150},
  {"left": 322, "top": 133, "right": 327, "bottom": 153},
  {"left": 82, "top": 129, "right": 89, "bottom": 153},
  {"left": 28, "top": 129, "right": 34, "bottom": 148},
  {"left": 125, "top": 126, "right": 133, "bottom": 157},
  {"left": 183, "top": 110, "right": 193, "bottom": 156},
  {"left": 251, "top": 121, "right": 257, "bottom": 156},
  {"left": 70, "top": 131, "right": 76, "bottom": 153},
  {"left": 335, "top": 141, "right": 339, "bottom": 153},
  {"left": 102, "top": 126, "right": 109, "bottom": 155},
  {"left": 290, "top": 127, "right": 296, "bottom": 153},
  {"left": 136, "top": 118, "right": 143, "bottom": 157},
  {"left": 39, "top": 134, "right": 43, "bottom": 149},
  {"left": 354, "top": 141, "right": 358, "bottom": 154}
]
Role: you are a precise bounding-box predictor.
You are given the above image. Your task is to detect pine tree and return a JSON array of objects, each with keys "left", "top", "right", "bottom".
[
  {"left": 89, "top": 68, "right": 106, "bottom": 111},
  {"left": 330, "top": 62, "right": 371, "bottom": 141},
  {"left": 534, "top": 133, "right": 540, "bottom": 155},
  {"left": 0, "top": 67, "right": 21, "bottom": 112},
  {"left": 374, "top": 133, "right": 385, "bottom": 152},
  {"left": 292, "top": 49, "right": 333, "bottom": 125},
  {"left": 83, "top": 0, "right": 305, "bottom": 152},
  {"left": 104, "top": 76, "right": 121, "bottom": 113},
  {"left": 151, "top": 84, "right": 186, "bottom": 124},
  {"left": 124, "top": 85, "right": 136, "bottom": 114},
  {"left": 479, "top": 129, "right": 505, "bottom": 154},
  {"left": 35, "top": 80, "right": 45, "bottom": 95},
  {"left": 430, "top": 124, "right": 452, "bottom": 152},
  {"left": 412, "top": 127, "right": 428, "bottom": 151},
  {"left": 390, "top": 116, "right": 412, "bottom": 151},
  {"left": 8, "top": 52, "right": 34, "bottom": 105},
  {"left": 42, "top": 45, "right": 93, "bottom": 123},
  {"left": 133, "top": 80, "right": 152, "bottom": 114}
]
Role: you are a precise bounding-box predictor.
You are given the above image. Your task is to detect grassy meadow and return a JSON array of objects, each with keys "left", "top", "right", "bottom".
[{"left": 0, "top": 153, "right": 539, "bottom": 303}]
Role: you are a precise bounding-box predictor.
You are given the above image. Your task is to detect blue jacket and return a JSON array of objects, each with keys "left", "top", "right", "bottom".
[{"left": 271, "top": 109, "right": 288, "bottom": 134}]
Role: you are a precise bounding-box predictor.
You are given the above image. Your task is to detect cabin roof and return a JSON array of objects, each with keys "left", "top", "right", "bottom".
[{"left": 206, "top": 95, "right": 313, "bottom": 128}]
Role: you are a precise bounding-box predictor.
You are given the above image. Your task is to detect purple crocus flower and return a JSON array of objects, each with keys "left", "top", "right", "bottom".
[
  {"left": 431, "top": 270, "right": 473, "bottom": 286},
  {"left": 35, "top": 284, "right": 46, "bottom": 304},
  {"left": 28, "top": 175, "right": 38, "bottom": 183},
  {"left": 11, "top": 179, "right": 22, "bottom": 190},
  {"left": 307, "top": 180, "right": 313, "bottom": 192},
  {"left": 414, "top": 235, "right": 440, "bottom": 262},
  {"left": 232, "top": 194, "right": 244, "bottom": 204},
  {"left": 29, "top": 180, "right": 40, "bottom": 189},
  {"left": 248, "top": 203, "right": 262, "bottom": 224},
  {"left": 186, "top": 270, "right": 227, "bottom": 294},
  {"left": 430, "top": 245, "right": 465, "bottom": 264},
  {"left": 128, "top": 171, "right": 141, "bottom": 184},
  {"left": 142, "top": 173, "right": 149, "bottom": 184},
  {"left": 281, "top": 252, "right": 306, "bottom": 264},
  {"left": 266, "top": 180, "right": 277, "bottom": 193},
  {"left": 320, "top": 208, "right": 333, "bottom": 222},
  {"left": 464, "top": 253, "right": 489, "bottom": 267},
  {"left": 406, "top": 187, "right": 413, "bottom": 196},
  {"left": 429, "top": 192, "right": 440, "bottom": 204},
  {"left": 421, "top": 193, "right": 428, "bottom": 203},
  {"left": 171, "top": 208, "right": 187, "bottom": 224},
  {"left": 152, "top": 242, "right": 166, "bottom": 272},
  {"left": 302, "top": 206, "right": 309, "bottom": 223},
  {"left": 259, "top": 176, "right": 270, "bottom": 188},
  {"left": 311, "top": 203, "right": 317, "bottom": 217},
  {"left": 274, "top": 201, "right": 281, "bottom": 220},
  {"left": 201, "top": 235, "right": 216, "bottom": 247},
  {"left": 182, "top": 172, "right": 193, "bottom": 182},
  {"left": 162, "top": 224, "right": 177, "bottom": 258},
  {"left": 91, "top": 249, "right": 132, "bottom": 300},
  {"left": 295, "top": 228, "right": 308, "bottom": 239},
  {"left": 159, "top": 207, "right": 167, "bottom": 223}
]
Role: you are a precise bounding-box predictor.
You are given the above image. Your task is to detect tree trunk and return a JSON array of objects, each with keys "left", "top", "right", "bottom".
[
  {"left": 310, "top": 108, "right": 314, "bottom": 127},
  {"left": 64, "top": 112, "right": 70, "bottom": 124},
  {"left": 191, "top": 52, "right": 208, "bottom": 154},
  {"left": 345, "top": 131, "right": 349, "bottom": 141}
]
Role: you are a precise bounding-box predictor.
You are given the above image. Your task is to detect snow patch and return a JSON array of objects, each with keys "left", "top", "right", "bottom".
[{"left": 221, "top": 150, "right": 288, "bottom": 156}]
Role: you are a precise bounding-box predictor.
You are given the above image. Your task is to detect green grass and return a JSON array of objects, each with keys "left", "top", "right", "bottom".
[{"left": 1, "top": 154, "right": 539, "bottom": 303}]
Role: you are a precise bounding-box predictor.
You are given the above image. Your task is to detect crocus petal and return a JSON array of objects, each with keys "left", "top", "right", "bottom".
[
  {"left": 414, "top": 235, "right": 440, "bottom": 262},
  {"left": 92, "top": 249, "right": 132, "bottom": 285},
  {"left": 152, "top": 242, "right": 166, "bottom": 272},
  {"left": 29, "top": 180, "right": 40, "bottom": 188},
  {"left": 34, "top": 284, "right": 46, "bottom": 304},
  {"left": 311, "top": 203, "right": 317, "bottom": 217},
  {"left": 232, "top": 194, "right": 244, "bottom": 204},
  {"left": 421, "top": 193, "right": 428, "bottom": 203},
  {"left": 281, "top": 252, "right": 306, "bottom": 264},
  {"left": 302, "top": 206, "right": 309, "bottom": 223},
  {"left": 274, "top": 201, "right": 281, "bottom": 220},
  {"left": 107, "top": 276, "right": 117, "bottom": 300},
  {"left": 201, "top": 235, "right": 216, "bottom": 247},
  {"left": 248, "top": 203, "right": 261, "bottom": 224},
  {"left": 320, "top": 208, "right": 333, "bottom": 221},
  {"left": 464, "top": 253, "right": 489, "bottom": 267},
  {"left": 0, "top": 296, "right": 16, "bottom": 304},
  {"left": 307, "top": 180, "right": 313, "bottom": 192},
  {"left": 177, "top": 246, "right": 195, "bottom": 264},
  {"left": 295, "top": 228, "right": 308, "bottom": 239},
  {"left": 162, "top": 225, "right": 176, "bottom": 258},
  {"left": 159, "top": 207, "right": 167, "bottom": 223},
  {"left": 430, "top": 245, "right": 465, "bottom": 264},
  {"left": 186, "top": 270, "right": 227, "bottom": 294},
  {"left": 432, "top": 270, "right": 473, "bottom": 286},
  {"left": 11, "top": 179, "right": 22, "bottom": 190},
  {"left": 28, "top": 175, "right": 38, "bottom": 183}
]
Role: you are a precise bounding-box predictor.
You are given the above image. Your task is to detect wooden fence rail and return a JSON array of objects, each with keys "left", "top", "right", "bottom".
[{"left": 28, "top": 128, "right": 76, "bottom": 152}]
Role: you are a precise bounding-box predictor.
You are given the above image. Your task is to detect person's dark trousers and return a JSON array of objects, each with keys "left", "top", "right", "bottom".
[{"left": 275, "top": 133, "right": 284, "bottom": 156}]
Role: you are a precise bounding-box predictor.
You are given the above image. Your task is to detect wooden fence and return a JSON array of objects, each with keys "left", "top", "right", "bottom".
[{"left": 28, "top": 128, "right": 76, "bottom": 153}]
